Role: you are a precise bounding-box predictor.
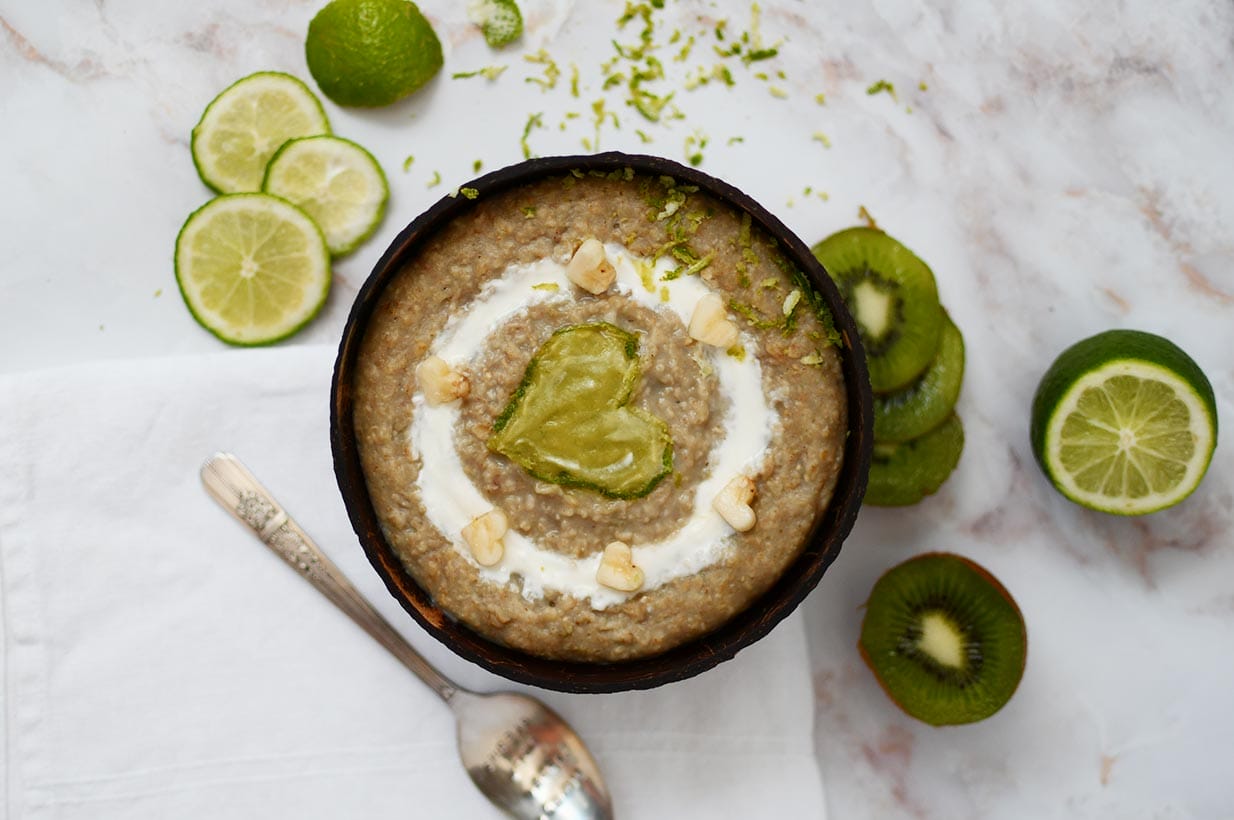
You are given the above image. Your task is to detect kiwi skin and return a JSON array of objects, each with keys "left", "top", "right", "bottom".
[{"left": 859, "top": 552, "right": 1028, "bottom": 726}]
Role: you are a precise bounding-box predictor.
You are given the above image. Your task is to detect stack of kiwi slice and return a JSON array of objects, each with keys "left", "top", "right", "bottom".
[{"left": 811, "top": 227, "right": 966, "bottom": 506}]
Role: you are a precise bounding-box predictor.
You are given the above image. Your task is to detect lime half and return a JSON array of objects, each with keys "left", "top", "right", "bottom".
[
  {"left": 262, "top": 136, "right": 388, "bottom": 257},
  {"left": 174, "top": 194, "right": 331, "bottom": 345},
  {"left": 1031, "top": 329, "right": 1217, "bottom": 515},
  {"left": 191, "top": 72, "right": 330, "bottom": 194}
]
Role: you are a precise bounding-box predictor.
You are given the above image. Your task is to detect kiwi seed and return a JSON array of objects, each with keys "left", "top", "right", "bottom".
[{"left": 859, "top": 552, "right": 1027, "bottom": 726}]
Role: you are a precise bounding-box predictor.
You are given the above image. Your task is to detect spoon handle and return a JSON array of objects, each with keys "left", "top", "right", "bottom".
[{"left": 201, "top": 452, "right": 458, "bottom": 703}]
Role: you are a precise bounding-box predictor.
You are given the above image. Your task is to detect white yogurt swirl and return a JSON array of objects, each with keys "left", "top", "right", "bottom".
[{"left": 409, "top": 244, "right": 778, "bottom": 609}]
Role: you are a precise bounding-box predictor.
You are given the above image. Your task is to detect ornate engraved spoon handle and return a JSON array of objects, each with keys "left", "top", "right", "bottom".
[{"left": 200, "top": 452, "right": 458, "bottom": 702}]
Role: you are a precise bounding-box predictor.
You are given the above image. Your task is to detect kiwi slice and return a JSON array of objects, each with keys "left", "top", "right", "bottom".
[
  {"left": 811, "top": 227, "right": 943, "bottom": 393},
  {"left": 874, "top": 311, "right": 965, "bottom": 442},
  {"left": 865, "top": 413, "right": 964, "bottom": 506},
  {"left": 859, "top": 552, "right": 1027, "bottom": 726}
]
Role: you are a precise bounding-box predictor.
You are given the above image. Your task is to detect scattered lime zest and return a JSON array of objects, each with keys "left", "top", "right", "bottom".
[
  {"left": 858, "top": 204, "right": 880, "bottom": 230},
  {"left": 815, "top": 92, "right": 826, "bottom": 105},
  {"left": 570, "top": 63, "right": 580, "bottom": 97},
  {"left": 769, "top": 85, "right": 788, "bottom": 99},
  {"left": 524, "top": 49, "right": 561, "bottom": 91},
  {"left": 460, "top": 187, "right": 480, "bottom": 199},
  {"left": 919, "top": 81, "right": 929, "bottom": 91},
  {"left": 427, "top": 170, "right": 441, "bottom": 188},
  {"left": 520, "top": 112, "right": 544, "bottom": 158},
  {"left": 403, "top": 154, "right": 415, "bottom": 172},
  {"left": 472, "top": 159, "right": 483, "bottom": 172},
  {"left": 522, "top": 205, "right": 537, "bottom": 218},
  {"left": 451, "top": 65, "right": 508, "bottom": 80},
  {"left": 867, "top": 79, "right": 897, "bottom": 99},
  {"left": 812, "top": 131, "right": 831, "bottom": 148},
  {"left": 532, "top": 281, "right": 560, "bottom": 292},
  {"left": 801, "top": 351, "right": 824, "bottom": 365}
]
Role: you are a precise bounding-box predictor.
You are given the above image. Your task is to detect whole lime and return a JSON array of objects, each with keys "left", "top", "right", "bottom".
[{"left": 305, "top": 0, "right": 443, "bottom": 107}]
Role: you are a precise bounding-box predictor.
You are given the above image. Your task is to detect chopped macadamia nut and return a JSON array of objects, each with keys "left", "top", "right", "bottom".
[
  {"left": 416, "top": 356, "right": 470, "bottom": 405},
  {"left": 462, "top": 509, "right": 508, "bottom": 567},
  {"left": 688, "top": 292, "right": 740, "bottom": 348},
  {"left": 566, "top": 238, "right": 616, "bottom": 294},
  {"left": 595, "top": 541, "right": 645, "bottom": 592},
  {"left": 713, "top": 475, "right": 756, "bottom": 532}
]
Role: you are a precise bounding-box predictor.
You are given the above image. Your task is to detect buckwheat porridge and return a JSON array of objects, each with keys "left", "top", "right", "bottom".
[{"left": 352, "top": 169, "right": 847, "bottom": 662}]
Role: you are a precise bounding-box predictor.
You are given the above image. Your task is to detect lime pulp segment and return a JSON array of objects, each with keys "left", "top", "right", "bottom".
[
  {"left": 1044, "top": 360, "right": 1216, "bottom": 514},
  {"left": 174, "top": 194, "right": 331, "bottom": 345},
  {"left": 262, "top": 136, "right": 389, "bottom": 256},
  {"left": 191, "top": 72, "right": 330, "bottom": 194}
]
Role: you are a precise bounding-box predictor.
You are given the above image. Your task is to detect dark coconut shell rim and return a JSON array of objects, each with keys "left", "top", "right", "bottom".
[{"left": 331, "top": 152, "right": 873, "bottom": 693}]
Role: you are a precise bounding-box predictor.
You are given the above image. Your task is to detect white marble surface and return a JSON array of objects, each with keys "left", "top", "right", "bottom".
[{"left": 2, "top": 0, "right": 1232, "bottom": 817}]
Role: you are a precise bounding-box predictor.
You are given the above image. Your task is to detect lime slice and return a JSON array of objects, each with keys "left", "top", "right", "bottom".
[
  {"left": 305, "top": 0, "right": 443, "bottom": 107},
  {"left": 262, "top": 136, "right": 388, "bottom": 257},
  {"left": 174, "top": 194, "right": 331, "bottom": 346},
  {"left": 191, "top": 72, "right": 330, "bottom": 194},
  {"left": 1031, "top": 329, "right": 1217, "bottom": 515}
]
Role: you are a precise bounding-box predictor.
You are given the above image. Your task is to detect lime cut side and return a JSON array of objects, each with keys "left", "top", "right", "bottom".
[
  {"left": 191, "top": 72, "right": 331, "bottom": 194},
  {"left": 262, "top": 136, "right": 389, "bottom": 256},
  {"left": 1043, "top": 361, "right": 1215, "bottom": 514},
  {"left": 174, "top": 194, "right": 331, "bottom": 345},
  {"left": 1031, "top": 329, "right": 1217, "bottom": 515}
]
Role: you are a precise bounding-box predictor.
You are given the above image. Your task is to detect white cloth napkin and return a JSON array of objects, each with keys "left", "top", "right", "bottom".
[{"left": 0, "top": 345, "right": 825, "bottom": 819}]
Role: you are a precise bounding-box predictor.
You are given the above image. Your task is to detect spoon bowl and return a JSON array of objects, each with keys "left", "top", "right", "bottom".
[{"left": 201, "top": 453, "right": 613, "bottom": 820}]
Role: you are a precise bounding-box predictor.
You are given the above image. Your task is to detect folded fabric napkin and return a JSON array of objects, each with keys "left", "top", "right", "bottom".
[{"left": 0, "top": 345, "right": 825, "bottom": 819}]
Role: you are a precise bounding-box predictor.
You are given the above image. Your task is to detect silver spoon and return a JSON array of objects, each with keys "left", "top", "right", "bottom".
[{"left": 201, "top": 453, "right": 614, "bottom": 820}]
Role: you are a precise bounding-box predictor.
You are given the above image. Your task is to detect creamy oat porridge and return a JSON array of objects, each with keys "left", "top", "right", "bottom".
[{"left": 352, "top": 169, "right": 847, "bottom": 662}]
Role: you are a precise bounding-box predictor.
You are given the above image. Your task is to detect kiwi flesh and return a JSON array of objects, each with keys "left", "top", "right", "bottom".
[
  {"left": 811, "top": 227, "right": 943, "bottom": 393},
  {"left": 859, "top": 552, "right": 1027, "bottom": 726},
  {"left": 874, "top": 311, "right": 965, "bottom": 443},
  {"left": 865, "top": 413, "right": 964, "bottom": 506}
]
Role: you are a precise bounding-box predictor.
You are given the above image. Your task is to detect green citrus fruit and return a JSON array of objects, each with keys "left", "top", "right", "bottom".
[
  {"left": 262, "top": 135, "right": 388, "bottom": 257},
  {"left": 191, "top": 72, "right": 330, "bottom": 194},
  {"left": 174, "top": 194, "right": 331, "bottom": 345},
  {"left": 1030, "top": 329, "right": 1217, "bottom": 515},
  {"left": 305, "top": 0, "right": 443, "bottom": 107}
]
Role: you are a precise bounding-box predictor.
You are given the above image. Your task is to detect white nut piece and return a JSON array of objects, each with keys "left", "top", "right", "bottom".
[
  {"left": 416, "top": 356, "right": 470, "bottom": 405},
  {"left": 688, "top": 292, "right": 740, "bottom": 348},
  {"left": 595, "top": 541, "right": 645, "bottom": 592},
  {"left": 462, "top": 509, "right": 508, "bottom": 567},
  {"left": 566, "top": 238, "right": 616, "bottom": 294},
  {"left": 713, "top": 475, "right": 757, "bottom": 532}
]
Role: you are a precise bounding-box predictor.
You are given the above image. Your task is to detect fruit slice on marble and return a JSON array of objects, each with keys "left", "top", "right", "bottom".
[
  {"left": 305, "top": 0, "right": 444, "bottom": 107},
  {"left": 874, "top": 311, "right": 965, "bottom": 443},
  {"left": 468, "top": 0, "right": 524, "bottom": 47},
  {"left": 859, "top": 552, "right": 1027, "bottom": 726},
  {"left": 811, "top": 227, "right": 943, "bottom": 393},
  {"left": 191, "top": 72, "right": 331, "bottom": 194},
  {"left": 174, "top": 193, "right": 331, "bottom": 346},
  {"left": 488, "top": 322, "right": 672, "bottom": 499},
  {"left": 1030, "top": 329, "right": 1217, "bottom": 515},
  {"left": 262, "top": 135, "right": 389, "bottom": 257},
  {"left": 864, "top": 414, "right": 964, "bottom": 507}
]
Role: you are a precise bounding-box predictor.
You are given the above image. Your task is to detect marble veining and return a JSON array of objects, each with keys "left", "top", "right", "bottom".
[{"left": 2, "top": 0, "right": 1231, "bottom": 817}]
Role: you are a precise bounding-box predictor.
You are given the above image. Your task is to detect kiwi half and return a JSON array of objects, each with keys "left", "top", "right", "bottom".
[
  {"left": 859, "top": 552, "right": 1027, "bottom": 726},
  {"left": 874, "top": 311, "right": 965, "bottom": 443},
  {"left": 811, "top": 227, "right": 943, "bottom": 393},
  {"left": 865, "top": 413, "right": 964, "bottom": 506}
]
